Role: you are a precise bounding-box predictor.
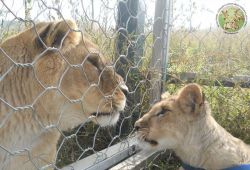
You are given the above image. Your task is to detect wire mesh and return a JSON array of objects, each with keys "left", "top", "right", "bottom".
[
  {"left": 0, "top": 0, "right": 249, "bottom": 170},
  {"left": 0, "top": 0, "right": 155, "bottom": 169}
]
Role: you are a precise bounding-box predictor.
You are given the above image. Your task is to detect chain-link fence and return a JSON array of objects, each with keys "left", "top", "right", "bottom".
[
  {"left": 0, "top": 0, "right": 165, "bottom": 169},
  {"left": 0, "top": 0, "right": 250, "bottom": 169}
]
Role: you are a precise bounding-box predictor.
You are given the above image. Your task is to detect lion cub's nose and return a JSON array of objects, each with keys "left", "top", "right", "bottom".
[
  {"left": 134, "top": 121, "right": 141, "bottom": 131},
  {"left": 135, "top": 125, "right": 140, "bottom": 131}
]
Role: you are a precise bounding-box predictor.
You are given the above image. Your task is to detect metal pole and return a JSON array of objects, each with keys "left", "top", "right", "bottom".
[
  {"left": 150, "top": 0, "right": 172, "bottom": 104},
  {"left": 161, "top": 0, "right": 173, "bottom": 92},
  {"left": 115, "top": 0, "right": 145, "bottom": 134}
]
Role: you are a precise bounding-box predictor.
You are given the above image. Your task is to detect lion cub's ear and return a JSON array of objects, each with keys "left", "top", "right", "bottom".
[
  {"left": 177, "top": 83, "right": 205, "bottom": 115},
  {"left": 34, "top": 20, "right": 81, "bottom": 52},
  {"left": 161, "top": 92, "right": 170, "bottom": 100}
]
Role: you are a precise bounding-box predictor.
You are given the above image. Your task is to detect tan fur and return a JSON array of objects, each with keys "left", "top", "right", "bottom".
[
  {"left": 0, "top": 20, "right": 127, "bottom": 169},
  {"left": 135, "top": 83, "right": 250, "bottom": 169}
]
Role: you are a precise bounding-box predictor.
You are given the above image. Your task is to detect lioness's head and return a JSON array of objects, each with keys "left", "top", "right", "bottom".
[
  {"left": 135, "top": 83, "right": 206, "bottom": 150},
  {"left": 1, "top": 20, "right": 127, "bottom": 127},
  {"left": 35, "top": 20, "right": 128, "bottom": 127}
]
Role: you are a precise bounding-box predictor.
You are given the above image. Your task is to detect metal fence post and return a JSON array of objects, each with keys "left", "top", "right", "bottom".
[
  {"left": 115, "top": 0, "right": 145, "bottom": 134},
  {"left": 150, "top": 0, "right": 172, "bottom": 104},
  {"left": 116, "top": 0, "right": 145, "bottom": 65},
  {"left": 24, "top": 0, "right": 32, "bottom": 27}
]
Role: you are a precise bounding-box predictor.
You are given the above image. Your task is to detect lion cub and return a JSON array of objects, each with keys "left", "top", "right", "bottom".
[{"left": 135, "top": 83, "right": 250, "bottom": 169}]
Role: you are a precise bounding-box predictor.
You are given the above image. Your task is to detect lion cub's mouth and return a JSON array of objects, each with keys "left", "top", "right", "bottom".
[
  {"left": 144, "top": 138, "right": 158, "bottom": 146},
  {"left": 136, "top": 132, "right": 158, "bottom": 146}
]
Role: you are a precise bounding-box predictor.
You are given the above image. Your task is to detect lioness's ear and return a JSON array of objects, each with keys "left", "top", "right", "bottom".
[
  {"left": 177, "top": 83, "right": 204, "bottom": 115},
  {"left": 34, "top": 20, "right": 81, "bottom": 52},
  {"left": 161, "top": 92, "right": 170, "bottom": 100}
]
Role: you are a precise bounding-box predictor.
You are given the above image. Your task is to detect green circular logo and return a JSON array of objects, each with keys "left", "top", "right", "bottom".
[{"left": 217, "top": 3, "right": 247, "bottom": 33}]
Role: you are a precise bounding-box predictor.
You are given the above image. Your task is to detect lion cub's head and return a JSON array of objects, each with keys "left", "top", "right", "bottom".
[{"left": 135, "top": 83, "right": 206, "bottom": 150}]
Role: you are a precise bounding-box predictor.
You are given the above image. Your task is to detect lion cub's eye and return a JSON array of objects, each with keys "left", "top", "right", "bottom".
[{"left": 157, "top": 108, "right": 171, "bottom": 117}]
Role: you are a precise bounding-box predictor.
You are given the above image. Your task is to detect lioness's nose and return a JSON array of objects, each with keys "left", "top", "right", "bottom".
[
  {"left": 121, "top": 88, "right": 128, "bottom": 97},
  {"left": 120, "top": 83, "right": 129, "bottom": 97}
]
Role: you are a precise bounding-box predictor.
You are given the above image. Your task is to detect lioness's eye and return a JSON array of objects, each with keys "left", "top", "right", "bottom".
[
  {"left": 87, "top": 54, "right": 104, "bottom": 71},
  {"left": 157, "top": 108, "right": 171, "bottom": 116}
]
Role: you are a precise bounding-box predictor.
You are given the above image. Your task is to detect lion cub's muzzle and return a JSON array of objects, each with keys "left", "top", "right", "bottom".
[
  {"left": 134, "top": 117, "right": 149, "bottom": 131},
  {"left": 134, "top": 118, "right": 158, "bottom": 146}
]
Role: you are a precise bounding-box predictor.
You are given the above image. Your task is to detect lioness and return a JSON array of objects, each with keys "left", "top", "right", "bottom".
[
  {"left": 135, "top": 83, "right": 250, "bottom": 169},
  {"left": 0, "top": 20, "right": 127, "bottom": 169}
]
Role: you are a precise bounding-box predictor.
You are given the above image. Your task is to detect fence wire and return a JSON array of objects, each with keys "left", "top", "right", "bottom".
[
  {"left": 0, "top": 0, "right": 250, "bottom": 170},
  {"left": 0, "top": 0, "right": 156, "bottom": 169}
]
